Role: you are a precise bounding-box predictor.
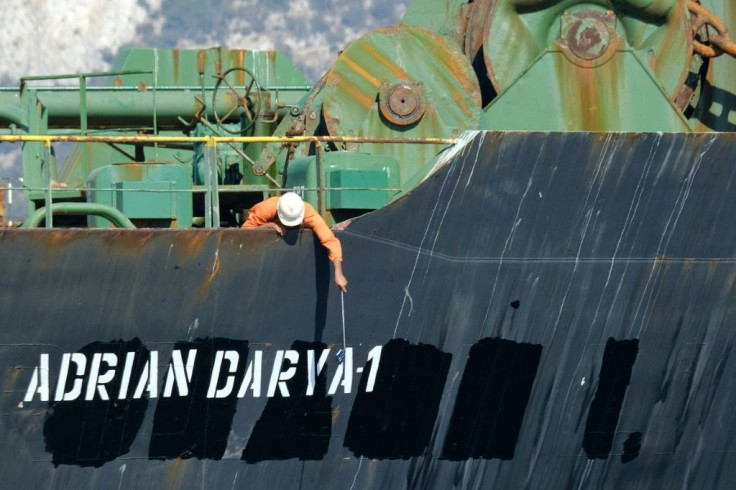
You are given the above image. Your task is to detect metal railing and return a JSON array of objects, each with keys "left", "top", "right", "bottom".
[
  {"left": 0, "top": 134, "right": 456, "bottom": 229},
  {"left": 20, "top": 70, "right": 155, "bottom": 180}
]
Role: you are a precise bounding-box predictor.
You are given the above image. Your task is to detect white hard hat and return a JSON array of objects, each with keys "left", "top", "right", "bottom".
[{"left": 277, "top": 192, "right": 305, "bottom": 227}]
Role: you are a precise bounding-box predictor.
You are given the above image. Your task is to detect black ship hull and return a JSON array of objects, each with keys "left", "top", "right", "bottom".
[{"left": 2, "top": 131, "right": 736, "bottom": 488}]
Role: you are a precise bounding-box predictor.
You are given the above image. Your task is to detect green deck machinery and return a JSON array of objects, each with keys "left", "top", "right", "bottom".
[
  {"left": 0, "top": 0, "right": 734, "bottom": 228},
  {"left": 1, "top": 48, "right": 313, "bottom": 227}
]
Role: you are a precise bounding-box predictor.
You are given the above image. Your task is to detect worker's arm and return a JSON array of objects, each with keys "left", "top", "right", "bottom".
[
  {"left": 303, "top": 204, "right": 348, "bottom": 292},
  {"left": 241, "top": 197, "right": 281, "bottom": 230}
]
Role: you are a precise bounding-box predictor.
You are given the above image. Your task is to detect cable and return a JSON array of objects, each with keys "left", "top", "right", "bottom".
[{"left": 337, "top": 291, "right": 347, "bottom": 363}]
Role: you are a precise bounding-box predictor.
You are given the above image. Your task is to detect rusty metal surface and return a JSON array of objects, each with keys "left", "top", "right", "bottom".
[
  {"left": 378, "top": 81, "right": 426, "bottom": 126},
  {"left": 689, "top": 1, "right": 736, "bottom": 58},
  {"left": 463, "top": 0, "right": 496, "bottom": 64},
  {"left": 3, "top": 131, "right": 736, "bottom": 488},
  {"left": 558, "top": 9, "right": 618, "bottom": 62},
  {"left": 321, "top": 25, "right": 480, "bottom": 184}
]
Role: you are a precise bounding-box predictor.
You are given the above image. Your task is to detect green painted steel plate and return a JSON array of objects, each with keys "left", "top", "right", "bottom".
[
  {"left": 481, "top": 51, "right": 692, "bottom": 131},
  {"left": 321, "top": 25, "right": 481, "bottom": 185},
  {"left": 328, "top": 169, "right": 388, "bottom": 210},
  {"left": 482, "top": 0, "right": 692, "bottom": 102}
]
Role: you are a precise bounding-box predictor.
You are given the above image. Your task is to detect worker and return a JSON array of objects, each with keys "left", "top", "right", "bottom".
[{"left": 242, "top": 192, "right": 348, "bottom": 292}]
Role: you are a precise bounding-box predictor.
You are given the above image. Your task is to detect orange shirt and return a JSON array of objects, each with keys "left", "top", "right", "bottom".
[{"left": 242, "top": 196, "right": 343, "bottom": 262}]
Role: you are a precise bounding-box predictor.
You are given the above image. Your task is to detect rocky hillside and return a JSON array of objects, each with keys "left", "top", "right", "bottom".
[{"left": 0, "top": 0, "right": 409, "bottom": 85}]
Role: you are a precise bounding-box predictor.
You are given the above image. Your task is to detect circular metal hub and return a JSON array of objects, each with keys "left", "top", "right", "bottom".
[
  {"left": 379, "top": 81, "right": 425, "bottom": 126},
  {"left": 566, "top": 16, "right": 610, "bottom": 60}
]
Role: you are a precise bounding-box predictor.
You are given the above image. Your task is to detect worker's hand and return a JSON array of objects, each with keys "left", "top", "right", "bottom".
[
  {"left": 333, "top": 260, "right": 348, "bottom": 293},
  {"left": 262, "top": 221, "right": 286, "bottom": 236},
  {"left": 335, "top": 272, "right": 348, "bottom": 293},
  {"left": 332, "top": 219, "right": 353, "bottom": 231}
]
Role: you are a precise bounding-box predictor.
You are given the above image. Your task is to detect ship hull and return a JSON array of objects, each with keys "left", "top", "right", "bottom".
[{"left": 2, "top": 131, "right": 736, "bottom": 489}]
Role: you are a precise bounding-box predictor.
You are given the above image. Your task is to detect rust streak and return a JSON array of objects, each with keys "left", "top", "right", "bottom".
[
  {"left": 166, "top": 458, "right": 190, "bottom": 488},
  {"left": 99, "top": 230, "right": 157, "bottom": 259},
  {"left": 196, "top": 232, "right": 223, "bottom": 298},
  {"left": 362, "top": 43, "right": 409, "bottom": 80},
  {"left": 328, "top": 65, "right": 375, "bottom": 111},
  {"left": 172, "top": 49, "right": 180, "bottom": 85},
  {"left": 576, "top": 62, "right": 601, "bottom": 131},
  {"left": 197, "top": 50, "right": 206, "bottom": 74},
  {"left": 5, "top": 366, "right": 22, "bottom": 392},
  {"left": 339, "top": 84, "right": 376, "bottom": 112},
  {"left": 340, "top": 56, "right": 382, "bottom": 89},
  {"left": 176, "top": 230, "right": 215, "bottom": 261}
]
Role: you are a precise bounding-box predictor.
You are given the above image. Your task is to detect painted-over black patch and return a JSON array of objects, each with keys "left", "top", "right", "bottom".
[
  {"left": 43, "top": 338, "right": 149, "bottom": 467},
  {"left": 148, "top": 338, "right": 249, "bottom": 460},
  {"left": 440, "top": 337, "right": 543, "bottom": 460},
  {"left": 583, "top": 338, "right": 639, "bottom": 459},
  {"left": 242, "top": 340, "right": 333, "bottom": 463},
  {"left": 621, "top": 432, "right": 642, "bottom": 464},
  {"left": 344, "top": 338, "right": 452, "bottom": 459}
]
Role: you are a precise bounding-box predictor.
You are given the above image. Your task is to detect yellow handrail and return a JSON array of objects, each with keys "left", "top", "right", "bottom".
[{"left": 0, "top": 134, "right": 456, "bottom": 145}]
